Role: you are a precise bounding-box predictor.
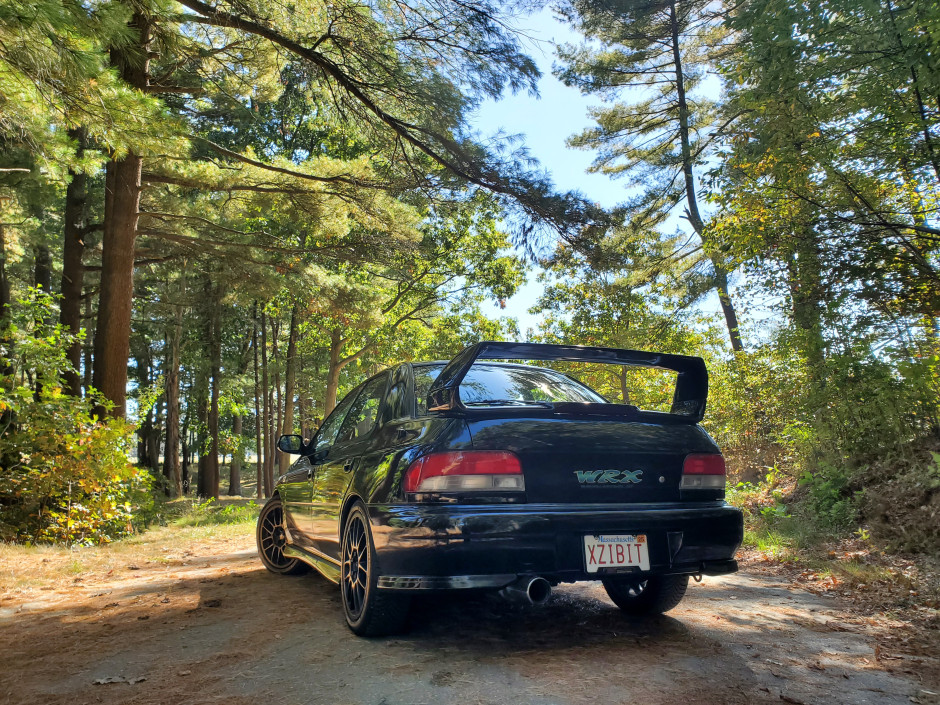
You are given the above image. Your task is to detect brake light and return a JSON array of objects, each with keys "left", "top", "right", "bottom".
[
  {"left": 403, "top": 451, "right": 524, "bottom": 493},
  {"left": 680, "top": 453, "right": 726, "bottom": 490}
]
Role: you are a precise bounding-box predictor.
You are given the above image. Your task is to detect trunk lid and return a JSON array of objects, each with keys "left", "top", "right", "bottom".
[{"left": 465, "top": 414, "right": 718, "bottom": 504}]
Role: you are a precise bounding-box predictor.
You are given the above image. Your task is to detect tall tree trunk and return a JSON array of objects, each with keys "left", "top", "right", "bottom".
[
  {"left": 252, "top": 302, "right": 263, "bottom": 499},
  {"left": 324, "top": 328, "right": 343, "bottom": 414},
  {"left": 260, "top": 307, "right": 272, "bottom": 497},
  {"left": 32, "top": 244, "right": 52, "bottom": 399},
  {"left": 93, "top": 12, "right": 150, "bottom": 418},
  {"left": 163, "top": 276, "right": 183, "bottom": 497},
  {"left": 271, "top": 316, "right": 282, "bottom": 467},
  {"left": 669, "top": 0, "right": 743, "bottom": 352},
  {"left": 134, "top": 340, "right": 153, "bottom": 466},
  {"left": 228, "top": 413, "right": 243, "bottom": 496},
  {"left": 150, "top": 395, "right": 163, "bottom": 475},
  {"left": 206, "top": 280, "right": 221, "bottom": 499},
  {"left": 82, "top": 291, "right": 93, "bottom": 393},
  {"left": 618, "top": 366, "right": 631, "bottom": 404},
  {"left": 194, "top": 300, "right": 210, "bottom": 497},
  {"left": 60, "top": 127, "right": 87, "bottom": 396},
  {"left": 787, "top": 226, "right": 827, "bottom": 383},
  {"left": 0, "top": 224, "right": 11, "bottom": 379},
  {"left": 181, "top": 382, "right": 191, "bottom": 495},
  {"left": 279, "top": 305, "right": 299, "bottom": 473},
  {"left": 33, "top": 245, "right": 51, "bottom": 292}
]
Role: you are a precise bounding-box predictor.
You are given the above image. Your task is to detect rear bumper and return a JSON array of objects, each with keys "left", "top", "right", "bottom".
[{"left": 368, "top": 502, "right": 743, "bottom": 591}]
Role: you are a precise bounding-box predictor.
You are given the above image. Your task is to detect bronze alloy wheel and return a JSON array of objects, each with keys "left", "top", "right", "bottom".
[
  {"left": 340, "top": 503, "right": 411, "bottom": 636},
  {"left": 256, "top": 497, "right": 309, "bottom": 575},
  {"left": 341, "top": 509, "right": 369, "bottom": 620}
]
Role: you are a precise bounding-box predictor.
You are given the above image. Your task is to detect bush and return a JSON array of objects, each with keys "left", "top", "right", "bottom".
[{"left": 0, "top": 289, "right": 152, "bottom": 545}]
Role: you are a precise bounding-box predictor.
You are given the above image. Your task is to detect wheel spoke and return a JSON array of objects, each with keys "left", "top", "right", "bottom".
[
  {"left": 259, "top": 503, "right": 293, "bottom": 569},
  {"left": 341, "top": 515, "right": 371, "bottom": 620}
]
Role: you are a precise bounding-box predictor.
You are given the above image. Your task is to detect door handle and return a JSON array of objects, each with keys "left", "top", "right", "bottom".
[{"left": 343, "top": 459, "right": 355, "bottom": 473}]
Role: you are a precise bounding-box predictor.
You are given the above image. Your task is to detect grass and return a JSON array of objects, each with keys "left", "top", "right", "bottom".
[
  {"left": 727, "top": 475, "right": 940, "bottom": 617},
  {"left": 0, "top": 496, "right": 261, "bottom": 594}
]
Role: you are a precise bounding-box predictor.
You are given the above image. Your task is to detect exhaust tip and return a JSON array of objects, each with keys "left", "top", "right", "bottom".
[
  {"left": 526, "top": 577, "right": 551, "bottom": 605},
  {"left": 499, "top": 576, "right": 552, "bottom": 605}
]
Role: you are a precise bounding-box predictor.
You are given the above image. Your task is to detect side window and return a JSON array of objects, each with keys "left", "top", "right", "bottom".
[
  {"left": 336, "top": 373, "right": 388, "bottom": 444},
  {"left": 413, "top": 365, "right": 444, "bottom": 416},
  {"left": 382, "top": 382, "right": 406, "bottom": 423},
  {"left": 313, "top": 387, "right": 359, "bottom": 455}
]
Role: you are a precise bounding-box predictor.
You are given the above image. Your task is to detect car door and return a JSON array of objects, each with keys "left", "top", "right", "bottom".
[
  {"left": 277, "top": 454, "right": 316, "bottom": 548},
  {"left": 282, "top": 389, "right": 358, "bottom": 548},
  {"left": 309, "top": 372, "right": 389, "bottom": 561}
]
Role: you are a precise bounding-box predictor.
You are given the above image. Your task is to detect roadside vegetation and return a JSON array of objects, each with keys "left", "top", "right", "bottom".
[{"left": 0, "top": 0, "right": 937, "bottom": 625}]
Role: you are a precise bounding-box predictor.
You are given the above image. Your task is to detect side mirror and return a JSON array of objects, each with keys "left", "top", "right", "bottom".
[{"left": 277, "top": 434, "right": 304, "bottom": 454}]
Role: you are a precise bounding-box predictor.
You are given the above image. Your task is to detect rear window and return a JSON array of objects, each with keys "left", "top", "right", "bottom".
[
  {"left": 414, "top": 362, "right": 609, "bottom": 413},
  {"left": 460, "top": 364, "right": 607, "bottom": 405}
]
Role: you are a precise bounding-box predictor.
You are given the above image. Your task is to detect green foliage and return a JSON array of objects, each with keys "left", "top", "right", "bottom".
[
  {"left": 172, "top": 499, "right": 259, "bottom": 527},
  {"left": 0, "top": 291, "right": 151, "bottom": 545},
  {"left": 798, "top": 465, "right": 860, "bottom": 530}
]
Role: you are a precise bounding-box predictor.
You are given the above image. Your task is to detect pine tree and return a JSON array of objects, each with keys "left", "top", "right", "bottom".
[{"left": 556, "top": 0, "right": 744, "bottom": 350}]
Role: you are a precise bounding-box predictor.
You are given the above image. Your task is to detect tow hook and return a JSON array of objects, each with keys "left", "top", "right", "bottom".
[{"left": 692, "top": 573, "right": 703, "bottom": 583}]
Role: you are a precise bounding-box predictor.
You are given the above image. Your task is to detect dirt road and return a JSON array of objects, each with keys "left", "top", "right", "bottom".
[{"left": 1, "top": 532, "right": 936, "bottom": 705}]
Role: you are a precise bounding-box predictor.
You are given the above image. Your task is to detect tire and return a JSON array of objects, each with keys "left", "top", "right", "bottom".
[
  {"left": 256, "top": 496, "right": 310, "bottom": 576},
  {"left": 341, "top": 502, "right": 411, "bottom": 636},
  {"left": 602, "top": 574, "right": 689, "bottom": 615}
]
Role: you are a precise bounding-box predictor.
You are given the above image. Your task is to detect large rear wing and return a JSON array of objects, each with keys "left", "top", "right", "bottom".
[{"left": 426, "top": 341, "right": 709, "bottom": 422}]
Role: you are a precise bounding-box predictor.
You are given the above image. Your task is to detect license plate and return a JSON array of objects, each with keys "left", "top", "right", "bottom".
[{"left": 584, "top": 534, "right": 650, "bottom": 573}]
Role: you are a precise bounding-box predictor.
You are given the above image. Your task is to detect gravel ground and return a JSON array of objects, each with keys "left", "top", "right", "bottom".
[{"left": 1, "top": 533, "right": 937, "bottom": 705}]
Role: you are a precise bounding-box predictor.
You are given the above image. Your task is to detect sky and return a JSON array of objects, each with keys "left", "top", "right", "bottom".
[
  {"left": 466, "top": 7, "right": 749, "bottom": 343},
  {"left": 467, "top": 8, "right": 627, "bottom": 336}
]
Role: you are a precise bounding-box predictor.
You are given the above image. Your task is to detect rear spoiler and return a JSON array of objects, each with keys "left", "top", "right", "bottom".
[{"left": 426, "top": 341, "right": 709, "bottom": 422}]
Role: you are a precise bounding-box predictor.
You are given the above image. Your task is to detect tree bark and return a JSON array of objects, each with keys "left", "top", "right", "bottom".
[
  {"left": 279, "top": 305, "right": 299, "bottom": 472},
  {"left": 93, "top": 12, "right": 150, "bottom": 418},
  {"left": 0, "top": 224, "right": 11, "bottom": 379},
  {"left": 324, "top": 328, "right": 343, "bottom": 414},
  {"left": 787, "top": 227, "right": 827, "bottom": 382},
  {"left": 252, "top": 302, "right": 263, "bottom": 499},
  {"left": 669, "top": 0, "right": 743, "bottom": 352},
  {"left": 194, "top": 296, "right": 210, "bottom": 497},
  {"left": 149, "top": 395, "right": 163, "bottom": 475},
  {"left": 260, "top": 307, "right": 272, "bottom": 497},
  {"left": 134, "top": 340, "right": 153, "bottom": 466},
  {"left": 228, "top": 413, "right": 243, "bottom": 496},
  {"left": 619, "top": 366, "right": 631, "bottom": 404},
  {"left": 206, "top": 279, "right": 221, "bottom": 499},
  {"left": 196, "top": 276, "right": 220, "bottom": 498},
  {"left": 33, "top": 245, "right": 51, "bottom": 292},
  {"left": 33, "top": 243, "right": 52, "bottom": 399},
  {"left": 60, "top": 127, "right": 87, "bottom": 396},
  {"left": 271, "top": 316, "right": 282, "bottom": 469},
  {"left": 162, "top": 275, "right": 184, "bottom": 497},
  {"left": 82, "top": 292, "right": 93, "bottom": 393}
]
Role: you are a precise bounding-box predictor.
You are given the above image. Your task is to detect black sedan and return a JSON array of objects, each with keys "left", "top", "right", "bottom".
[{"left": 257, "top": 342, "right": 743, "bottom": 636}]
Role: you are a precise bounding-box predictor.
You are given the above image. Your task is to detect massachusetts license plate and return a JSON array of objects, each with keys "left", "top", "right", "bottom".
[{"left": 584, "top": 534, "right": 650, "bottom": 572}]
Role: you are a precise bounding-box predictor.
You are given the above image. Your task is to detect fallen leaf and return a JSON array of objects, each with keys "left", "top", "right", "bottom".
[{"left": 93, "top": 677, "right": 124, "bottom": 685}]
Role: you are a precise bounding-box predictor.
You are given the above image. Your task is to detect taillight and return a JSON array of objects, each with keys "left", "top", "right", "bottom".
[
  {"left": 403, "top": 451, "right": 525, "bottom": 493},
  {"left": 680, "top": 453, "right": 726, "bottom": 490}
]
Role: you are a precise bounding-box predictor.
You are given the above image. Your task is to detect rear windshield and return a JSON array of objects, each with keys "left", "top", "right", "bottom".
[{"left": 414, "top": 362, "right": 607, "bottom": 413}]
